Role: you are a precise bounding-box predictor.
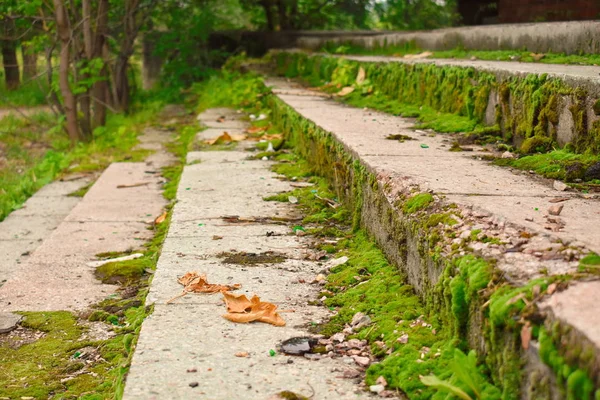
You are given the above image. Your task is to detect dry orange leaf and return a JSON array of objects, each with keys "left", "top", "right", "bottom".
[
  {"left": 154, "top": 211, "right": 167, "bottom": 225},
  {"left": 205, "top": 132, "right": 247, "bottom": 145},
  {"left": 336, "top": 86, "right": 355, "bottom": 97},
  {"left": 246, "top": 126, "right": 268, "bottom": 134},
  {"left": 521, "top": 321, "right": 532, "bottom": 350},
  {"left": 222, "top": 291, "right": 286, "bottom": 326},
  {"left": 167, "top": 272, "right": 241, "bottom": 304}
]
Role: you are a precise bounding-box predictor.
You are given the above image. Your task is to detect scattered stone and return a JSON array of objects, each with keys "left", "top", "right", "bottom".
[
  {"left": 585, "top": 162, "right": 600, "bottom": 180},
  {"left": 548, "top": 204, "right": 564, "bottom": 216},
  {"left": 369, "top": 385, "right": 385, "bottom": 394},
  {"left": 376, "top": 376, "right": 388, "bottom": 387},
  {"left": 326, "top": 256, "right": 349, "bottom": 269},
  {"left": 186, "top": 368, "right": 197, "bottom": 373},
  {"left": 280, "top": 337, "right": 317, "bottom": 356},
  {"left": 352, "top": 355, "right": 371, "bottom": 367},
  {"left": 0, "top": 312, "right": 22, "bottom": 334},
  {"left": 553, "top": 180, "right": 568, "bottom": 191},
  {"left": 350, "top": 312, "right": 371, "bottom": 330},
  {"left": 342, "top": 369, "right": 361, "bottom": 379},
  {"left": 189, "top": 382, "right": 199, "bottom": 388},
  {"left": 397, "top": 334, "right": 409, "bottom": 344},
  {"left": 235, "top": 352, "right": 249, "bottom": 357},
  {"left": 331, "top": 332, "right": 345, "bottom": 343},
  {"left": 501, "top": 151, "right": 515, "bottom": 159}
]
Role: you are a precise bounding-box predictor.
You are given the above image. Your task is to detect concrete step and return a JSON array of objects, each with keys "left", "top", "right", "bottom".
[
  {"left": 0, "top": 127, "right": 174, "bottom": 312},
  {"left": 123, "top": 110, "right": 374, "bottom": 399},
  {"left": 265, "top": 76, "right": 600, "bottom": 398},
  {"left": 0, "top": 177, "right": 92, "bottom": 286},
  {"left": 272, "top": 51, "right": 600, "bottom": 156}
]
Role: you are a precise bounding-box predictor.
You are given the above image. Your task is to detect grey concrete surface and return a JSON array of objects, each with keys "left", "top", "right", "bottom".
[
  {"left": 0, "top": 127, "right": 173, "bottom": 311},
  {"left": 293, "top": 21, "right": 600, "bottom": 55},
  {"left": 124, "top": 110, "right": 373, "bottom": 400},
  {"left": 269, "top": 77, "right": 600, "bottom": 255},
  {"left": 267, "top": 77, "right": 600, "bottom": 369},
  {"left": 285, "top": 50, "right": 600, "bottom": 96},
  {"left": 0, "top": 178, "right": 91, "bottom": 286}
]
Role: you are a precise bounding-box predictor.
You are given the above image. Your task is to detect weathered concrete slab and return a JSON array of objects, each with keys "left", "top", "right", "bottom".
[
  {"left": 269, "top": 77, "right": 600, "bottom": 255},
  {"left": 0, "top": 179, "right": 91, "bottom": 286},
  {"left": 0, "top": 128, "right": 173, "bottom": 312},
  {"left": 125, "top": 138, "right": 372, "bottom": 398}
]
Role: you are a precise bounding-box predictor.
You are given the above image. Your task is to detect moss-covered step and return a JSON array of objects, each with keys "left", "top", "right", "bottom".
[
  {"left": 265, "top": 76, "right": 600, "bottom": 399},
  {"left": 270, "top": 51, "right": 600, "bottom": 156}
]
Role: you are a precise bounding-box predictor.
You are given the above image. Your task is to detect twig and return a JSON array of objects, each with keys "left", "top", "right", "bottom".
[{"left": 166, "top": 291, "right": 188, "bottom": 304}]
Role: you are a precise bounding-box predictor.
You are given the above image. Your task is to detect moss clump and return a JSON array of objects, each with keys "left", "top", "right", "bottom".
[
  {"left": 403, "top": 193, "right": 434, "bottom": 214},
  {"left": 95, "top": 258, "right": 152, "bottom": 284},
  {"left": 520, "top": 135, "right": 554, "bottom": 154},
  {"left": 593, "top": 99, "right": 600, "bottom": 116},
  {"left": 579, "top": 252, "right": 600, "bottom": 272}
]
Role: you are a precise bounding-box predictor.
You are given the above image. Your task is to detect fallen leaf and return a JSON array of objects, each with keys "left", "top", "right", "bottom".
[
  {"left": 235, "top": 351, "right": 249, "bottom": 357},
  {"left": 167, "top": 272, "right": 241, "bottom": 304},
  {"left": 246, "top": 126, "right": 268, "bottom": 134},
  {"left": 336, "top": 86, "right": 355, "bottom": 97},
  {"left": 204, "top": 132, "right": 247, "bottom": 145},
  {"left": 521, "top": 321, "right": 532, "bottom": 349},
  {"left": 403, "top": 51, "right": 433, "bottom": 60},
  {"left": 546, "top": 282, "right": 558, "bottom": 295},
  {"left": 530, "top": 53, "right": 545, "bottom": 62},
  {"left": 356, "top": 67, "right": 366, "bottom": 84},
  {"left": 154, "top": 211, "right": 167, "bottom": 225},
  {"left": 216, "top": 116, "right": 225, "bottom": 123},
  {"left": 212, "top": 235, "right": 223, "bottom": 240},
  {"left": 222, "top": 291, "right": 286, "bottom": 326}
]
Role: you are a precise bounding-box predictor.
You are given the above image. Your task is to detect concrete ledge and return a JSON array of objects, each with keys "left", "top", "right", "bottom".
[
  {"left": 272, "top": 51, "right": 600, "bottom": 154},
  {"left": 293, "top": 21, "right": 600, "bottom": 55},
  {"left": 265, "top": 77, "right": 600, "bottom": 398}
]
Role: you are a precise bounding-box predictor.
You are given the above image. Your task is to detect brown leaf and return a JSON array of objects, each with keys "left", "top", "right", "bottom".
[
  {"left": 356, "top": 67, "right": 366, "bottom": 84},
  {"left": 178, "top": 272, "right": 241, "bottom": 294},
  {"left": 221, "top": 291, "right": 285, "bottom": 326},
  {"left": 235, "top": 351, "right": 249, "bottom": 357},
  {"left": 336, "top": 86, "right": 355, "bottom": 97},
  {"left": 546, "top": 282, "right": 558, "bottom": 295},
  {"left": 205, "top": 131, "right": 247, "bottom": 145},
  {"left": 530, "top": 53, "right": 546, "bottom": 62},
  {"left": 403, "top": 51, "right": 433, "bottom": 60},
  {"left": 154, "top": 211, "right": 167, "bottom": 225},
  {"left": 521, "top": 322, "right": 532, "bottom": 349},
  {"left": 246, "top": 126, "right": 268, "bottom": 134}
]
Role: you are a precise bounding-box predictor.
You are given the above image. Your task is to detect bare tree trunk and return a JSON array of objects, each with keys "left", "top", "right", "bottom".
[
  {"left": 92, "top": 0, "right": 109, "bottom": 127},
  {"left": 1, "top": 39, "right": 20, "bottom": 90},
  {"left": 53, "top": 0, "right": 80, "bottom": 143},
  {"left": 260, "top": 0, "right": 276, "bottom": 31},
  {"left": 45, "top": 44, "right": 64, "bottom": 115},
  {"left": 21, "top": 45, "right": 38, "bottom": 82}
]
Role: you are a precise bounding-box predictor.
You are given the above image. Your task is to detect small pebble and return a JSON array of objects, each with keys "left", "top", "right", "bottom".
[{"left": 189, "top": 382, "right": 199, "bottom": 388}]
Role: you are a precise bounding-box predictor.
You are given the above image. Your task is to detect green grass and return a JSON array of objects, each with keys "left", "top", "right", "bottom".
[
  {"left": 0, "top": 101, "right": 163, "bottom": 222},
  {"left": 0, "top": 77, "right": 49, "bottom": 107},
  {"left": 323, "top": 43, "right": 600, "bottom": 66}
]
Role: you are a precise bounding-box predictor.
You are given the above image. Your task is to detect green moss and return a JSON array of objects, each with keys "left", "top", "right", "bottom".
[
  {"left": 579, "top": 252, "right": 600, "bottom": 272},
  {"left": 494, "top": 150, "right": 600, "bottom": 182},
  {"left": 403, "top": 193, "right": 434, "bottom": 214},
  {"left": 95, "top": 258, "right": 151, "bottom": 284}
]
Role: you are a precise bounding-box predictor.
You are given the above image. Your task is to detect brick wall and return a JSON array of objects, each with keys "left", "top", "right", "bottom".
[{"left": 498, "top": 0, "right": 600, "bottom": 23}]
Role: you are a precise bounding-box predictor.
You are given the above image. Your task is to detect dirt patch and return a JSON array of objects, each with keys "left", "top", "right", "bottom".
[
  {"left": 0, "top": 325, "right": 46, "bottom": 349},
  {"left": 386, "top": 134, "right": 415, "bottom": 142},
  {"left": 218, "top": 251, "right": 286, "bottom": 265}
]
